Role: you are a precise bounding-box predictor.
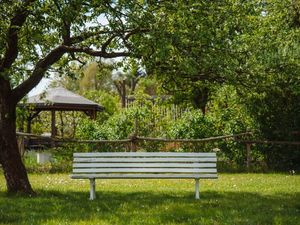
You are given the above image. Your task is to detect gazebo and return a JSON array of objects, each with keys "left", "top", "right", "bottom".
[{"left": 25, "top": 87, "right": 104, "bottom": 137}]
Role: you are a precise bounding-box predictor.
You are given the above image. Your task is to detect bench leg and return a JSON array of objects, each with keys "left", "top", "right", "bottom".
[
  {"left": 195, "top": 179, "right": 200, "bottom": 200},
  {"left": 89, "top": 178, "right": 96, "bottom": 200}
]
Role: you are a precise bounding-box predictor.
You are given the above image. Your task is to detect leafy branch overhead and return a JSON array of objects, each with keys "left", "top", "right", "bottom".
[{"left": 0, "top": 0, "right": 153, "bottom": 104}]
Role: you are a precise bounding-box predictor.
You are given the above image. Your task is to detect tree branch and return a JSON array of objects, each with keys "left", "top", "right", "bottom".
[
  {"left": 68, "top": 27, "right": 148, "bottom": 45},
  {"left": 124, "top": 28, "right": 150, "bottom": 40},
  {"left": 101, "top": 34, "right": 119, "bottom": 52},
  {"left": 69, "top": 30, "right": 111, "bottom": 44},
  {"left": 12, "top": 46, "right": 66, "bottom": 103},
  {"left": 11, "top": 41, "right": 131, "bottom": 103},
  {"left": 61, "top": 45, "right": 131, "bottom": 58},
  {"left": 8, "top": 18, "right": 144, "bottom": 102},
  {"left": 0, "top": 0, "right": 36, "bottom": 73},
  {"left": 53, "top": 0, "right": 71, "bottom": 45},
  {"left": 69, "top": 53, "right": 86, "bottom": 65}
]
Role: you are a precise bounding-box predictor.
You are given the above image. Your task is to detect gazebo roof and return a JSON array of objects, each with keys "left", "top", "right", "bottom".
[{"left": 27, "top": 87, "right": 104, "bottom": 111}]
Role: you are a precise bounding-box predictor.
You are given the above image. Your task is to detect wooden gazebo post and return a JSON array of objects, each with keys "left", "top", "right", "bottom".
[
  {"left": 26, "top": 110, "right": 41, "bottom": 134},
  {"left": 51, "top": 110, "right": 56, "bottom": 138}
]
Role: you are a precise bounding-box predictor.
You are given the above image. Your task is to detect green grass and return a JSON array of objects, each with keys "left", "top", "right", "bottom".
[{"left": 0, "top": 173, "right": 299, "bottom": 225}]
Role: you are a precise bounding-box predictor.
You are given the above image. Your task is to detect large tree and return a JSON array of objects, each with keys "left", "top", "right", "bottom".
[
  {"left": 135, "top": 1, "right": 299, "bottom": 111},
  {"left": 135, "top": 1, "right": 264, "bottom": 113},
  {"left": 0, "top": 0, "right": 156, "bottom": 194}
]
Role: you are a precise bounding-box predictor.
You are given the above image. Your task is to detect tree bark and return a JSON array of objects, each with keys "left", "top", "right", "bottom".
[
  {"left": 191, "top": 87, "right": 209, "bottom": 115},
  {"left": 114, "top": 80, "right": 127, "bottom": 108},
  {"left": 0, "top": 86, "right": 35, "bottom": 195}
]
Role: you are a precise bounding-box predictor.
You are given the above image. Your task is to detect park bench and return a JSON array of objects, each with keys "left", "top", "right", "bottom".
[{"left": 70, "top": 152, "right": 217, "bottom": 200}]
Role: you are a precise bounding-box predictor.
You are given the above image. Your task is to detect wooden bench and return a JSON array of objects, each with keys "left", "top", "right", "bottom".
[{"left": 70, "top": 152, "right": 217, "bottom": 200}]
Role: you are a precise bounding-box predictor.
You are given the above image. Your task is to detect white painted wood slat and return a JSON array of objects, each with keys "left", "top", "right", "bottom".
[
  {"left": 74, "top": 152, "right": 216, "bottom": 157},
  {"left": 73, "top": 168, "right": 217, "bottom": 173},
  {"left": 73, "top": 162, "right": 216, "bottom": 168},
  {"left": 70, "top": 173, "right": 218, "bottom": 179},
  {"left": 74, "top": 157, "right": 217, "bottom": 163}
]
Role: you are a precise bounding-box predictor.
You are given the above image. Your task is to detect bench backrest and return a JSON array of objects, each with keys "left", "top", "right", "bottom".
[{"left": 72, "top": 152, "right": 217, "bottom": 179}]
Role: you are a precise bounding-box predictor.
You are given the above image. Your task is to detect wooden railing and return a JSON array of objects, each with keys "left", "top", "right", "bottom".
[{"left": 16, "top": 131, "right": 300, "bottom": 170}]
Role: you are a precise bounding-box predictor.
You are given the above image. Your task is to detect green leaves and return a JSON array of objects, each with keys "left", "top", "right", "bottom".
[{"left": 0, "top": 0, "right": 162, "bottom": 94}]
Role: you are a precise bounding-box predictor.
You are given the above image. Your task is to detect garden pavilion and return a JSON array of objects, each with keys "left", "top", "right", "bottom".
[{"left": 25, "top": 86, "right": 104, "bottom": 138}]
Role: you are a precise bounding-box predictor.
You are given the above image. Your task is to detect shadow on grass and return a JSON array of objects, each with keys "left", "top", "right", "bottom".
[{"left": 0, "top": 190, "right": 299, "bottom": 225}]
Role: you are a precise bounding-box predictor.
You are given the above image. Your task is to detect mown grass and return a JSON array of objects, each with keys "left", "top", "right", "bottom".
[{"left": 0, "top": 173, "right": 299, "bottom": 225}]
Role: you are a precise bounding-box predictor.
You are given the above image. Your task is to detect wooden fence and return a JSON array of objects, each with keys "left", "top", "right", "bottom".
[{"left": 16, "top": 131, "right": 300, "bottom": 170}]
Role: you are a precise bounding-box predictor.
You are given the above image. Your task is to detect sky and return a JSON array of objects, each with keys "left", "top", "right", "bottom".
[{"left": 28, "top": 77, "right": 52, "bottom": 97}]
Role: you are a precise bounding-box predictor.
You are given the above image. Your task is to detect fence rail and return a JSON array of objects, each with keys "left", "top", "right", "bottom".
[
  {"left": 16, "top": 131, "right": 300, "bottom": 170},
  {"left": 16, "top": 131, "right": 252, "bottom": 144}
]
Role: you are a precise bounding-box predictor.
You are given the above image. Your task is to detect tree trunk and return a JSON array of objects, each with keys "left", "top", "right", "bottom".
[
  {"left": 191, "top": 87, "right": 209, "bottom": 116},
  {"left": 0, "top": 92, "right": 35, "bottom": 195},
  {"left": 120, "top": 81, "right": 126, "bottom": 108},
  {"left": 114, "top": 80, "right": 127, "bottom": 108}
]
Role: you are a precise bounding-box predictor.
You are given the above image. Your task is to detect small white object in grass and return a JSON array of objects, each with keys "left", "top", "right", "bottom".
[
  {"left": 289, "top": 170, "right": 295, "bottom": 175},
  {"left": 212, "top": 148, "right": 221, "bottom": 152}
]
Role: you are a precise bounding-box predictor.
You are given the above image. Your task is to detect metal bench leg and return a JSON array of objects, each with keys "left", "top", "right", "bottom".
[
  {"left": 89, "top": 178, "right": 96, "bottom": 200},
  {"left": 195, "top": 179, "right": 200, "bottom": 200}
]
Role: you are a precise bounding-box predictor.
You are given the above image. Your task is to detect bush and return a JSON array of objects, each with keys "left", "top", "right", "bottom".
[
  {"left": 247, "top": 84, "right": 300, "bottom": 171},
  {"left": 166, "top": 110, "right": 215, "bottom": 139}
]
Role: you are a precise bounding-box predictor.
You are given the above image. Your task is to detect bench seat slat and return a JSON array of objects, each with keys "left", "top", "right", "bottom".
[
  {"left": 73, "top": 168, "right": 217, "bottom": 173},
  {"left": 73, "top": 162, "right": 216, "bottom": 168},
  {"left": 74, "top": 152, "right": 216, "bottom": 157},
  {"left": 74, "top": 157, "right": 217, "bottom": 163},
  {"left": 70, "top": 173, "right": 218, "bottom": 179}
]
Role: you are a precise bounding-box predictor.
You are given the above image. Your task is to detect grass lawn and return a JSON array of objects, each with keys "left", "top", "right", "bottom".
[{"left": 0, "top": 173, "right": 299, "bottom": 225}]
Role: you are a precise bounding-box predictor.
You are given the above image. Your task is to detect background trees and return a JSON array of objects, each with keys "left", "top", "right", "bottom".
[
  {"left": 136, "top": 0, "right": 300, "bottom": 169},
  {"left": 133, "top": 1, "right": 263, "bottom": 114},
  {"left": 241, "top": 1, "right": 300, "bottom": 170}
]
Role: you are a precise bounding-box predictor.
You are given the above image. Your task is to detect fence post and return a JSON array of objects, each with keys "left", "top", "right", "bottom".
[
  {"left": 129, "top": 116, "right": 139, "bottom": 152},
  {"left": 130, "top": 135, "right": 138, "bottom": 152},
  {"left": 246, "top": 143, "right": 252, "bottom": 171}
]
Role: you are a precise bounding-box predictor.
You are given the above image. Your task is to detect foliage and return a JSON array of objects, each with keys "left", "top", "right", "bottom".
[
  {"left": 134, "top": 0, "right": 300, "bottom": 169},
  {"left": 73, "top": 87, "right": 257, "bottom": 164},
  {"left": 76, "top": 93, "right": 154, "bottom": 140},
  {"left": 16, "top": 105, "right": 31, "bottom": 132},
  {"left": 135, "top": 1, "right": 263, "bottom": 111},
  {"left": 235, "top": 1, "right": 300, "bottom": 170},
  {"left": 206, "top": 86, "right": 259, "bottom": 164},
  {"left": 245, "top": 83, "right": 300, "bottom": 170},
  {"left": 77, "top": 61, "right": 115, "bottom": 93},
  {"left": 166, "top": 110, "right": 214, "bottom": 139},
  {"left": 23, "top": 152, "right": 72, "bottom": 174},
  {"left": 83, "top": 90, "right": 120, "bottom": 121},
  {"left": 208, "top": 86, "right": 256, "bottom": 134}
]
